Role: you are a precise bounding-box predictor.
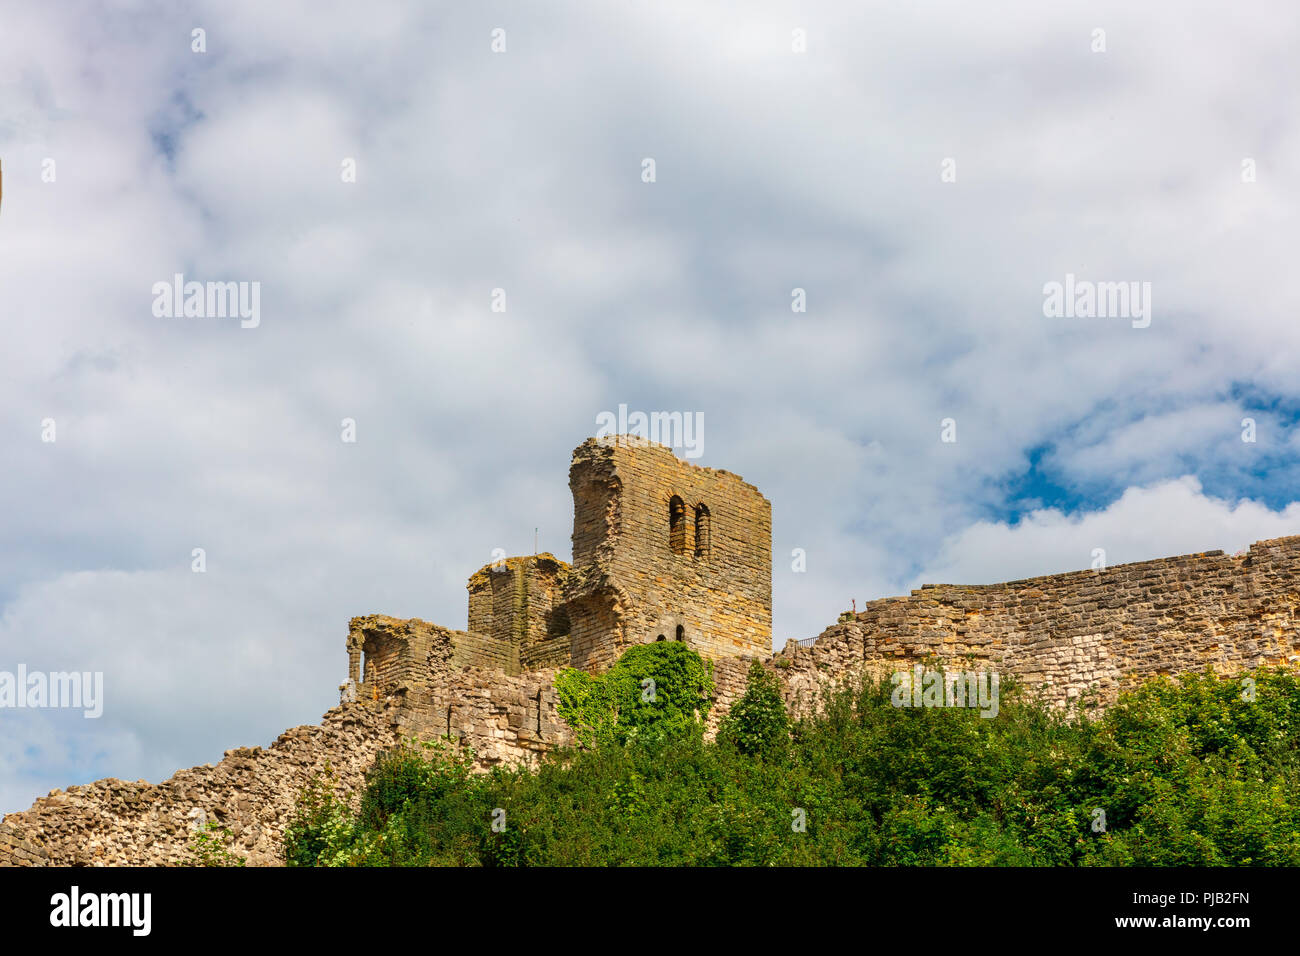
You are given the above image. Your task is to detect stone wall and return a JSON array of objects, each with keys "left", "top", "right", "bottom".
[
  {"left": 521, "top": 634, "right": 571, "bottom": 670},
  {"left": 0, "top": 822, "right": 49, "bottom": 866},
  {"left": 348, "top": 615, "right": 579, "bottom": 769},
  {"left": 351, "top": 613, "right": 519, "bottom": 687},
  {"left": 564, "top": 436, "right": 772, "bottom": 671},
  {"left": 350, "top": 614, "right": 438, "bottom": 692},
  {"left": 0, "top": 700, "right": 401, "bottom": 867},
  {"left": 449, "top": 630, "right": 518, "bottom": 674},
  {"left": 467, "top": 553, "right": 571, "bottom": 656},
  {"left": 7, "top": 522, "right": 1300, "bottom": 866},
  {"left": 704, "top": 655, "right": 764, "bottom": 737},
  {"left": 780, "top": 535, "right": 1300, "bottom": 710},
  {"left": 396, "top": 666, "right": 575, "bottom": 768}
]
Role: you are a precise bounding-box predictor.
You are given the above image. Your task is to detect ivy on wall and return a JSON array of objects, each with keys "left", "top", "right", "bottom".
[{"left": 554, "top": 641, "right": 715, "bottom": 748}]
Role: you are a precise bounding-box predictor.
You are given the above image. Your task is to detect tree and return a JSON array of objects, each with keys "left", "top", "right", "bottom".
[{"left": 718, "top": 660, "right": 789, "bottom": 759}]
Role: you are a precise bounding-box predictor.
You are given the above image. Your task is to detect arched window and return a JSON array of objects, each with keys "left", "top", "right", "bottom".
[
  {"left": 693, "top": 503, "right": 711, "bottom": 558},
  {"left": 669, "top": 495, "right": 687, "bottom": 554},
  {"left": 656, "top": 634, "right": 666, "bottom": 642},
  {"left": 675, "top": 624, "right": 685, "bottom": 642}
]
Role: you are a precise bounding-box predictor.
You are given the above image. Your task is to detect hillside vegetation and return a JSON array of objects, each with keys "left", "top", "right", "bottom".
[{"left": 282, "top": 644, "right": 1300, "bottom": 866}]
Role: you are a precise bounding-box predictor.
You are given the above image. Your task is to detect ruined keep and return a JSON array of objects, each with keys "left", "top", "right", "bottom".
[
  {"left": 564, "top": 436, "right": 772, "bottom": 669},
  {"left": 4, "top": 435, "right": 1300, "bottom": 866},
  {"left": 344, "top": 434, "right": 773, "bottom": 703},
  {"left": 326, "top": 435, "right": 774, "bottom": 773}
]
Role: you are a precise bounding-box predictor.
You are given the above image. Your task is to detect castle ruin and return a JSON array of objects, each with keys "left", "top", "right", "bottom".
[
  {"left": 2, "top": 434, "right": 1299, "bottom": 866},
  {"left": 344, "top": 434, "right": 772, "bottom": 701}
]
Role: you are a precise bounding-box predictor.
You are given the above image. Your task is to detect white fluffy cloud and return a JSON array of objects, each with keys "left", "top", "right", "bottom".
[
  {"left": 2, "top": 0, "right": 1298, "bottom": 813},
  {"left": 917, "top": 476, "right": 1300, "bottom": 587}
]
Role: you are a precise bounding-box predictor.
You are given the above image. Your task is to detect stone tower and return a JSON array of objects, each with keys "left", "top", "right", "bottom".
[
  {"left": 561, "top": 435, "right": 773, "bottom": 671},
  {"left": 344, "top": 434, "right": 774, "bottom": 696},
  {"left": 466, "top": 553, "right": 572, "bottom": 670}
]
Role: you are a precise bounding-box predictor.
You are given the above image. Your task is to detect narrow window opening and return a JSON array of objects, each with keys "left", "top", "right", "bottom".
[
  {"left": 694, "top": 503, "right": 711, "bottom": 558},
  {"left": 676, "top": 624, "right": 685, "bottom": 642},
  {"left": 669, "top": 496, "right": 687, "bottom": 554}
]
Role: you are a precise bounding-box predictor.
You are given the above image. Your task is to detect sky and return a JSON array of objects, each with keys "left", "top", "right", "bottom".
[{"left": 2, "top": 0, "right": 1298, "bottom": 814}]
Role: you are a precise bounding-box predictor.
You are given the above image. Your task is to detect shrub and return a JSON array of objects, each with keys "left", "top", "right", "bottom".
[
  {"left": 281, "top": 665, "right": 1300, "bottom": 867},
  {"left": 281, "top": 768, "right": 357, "bottom": 867},
  {"left": 555, "top": 641, "right": 714, "bottom": 747},
  {"left": 717, "top": 660, "right": 789, "bottom": 759},
  {"left": 182, "top": 821, "right": 246, "bottom": 867}
]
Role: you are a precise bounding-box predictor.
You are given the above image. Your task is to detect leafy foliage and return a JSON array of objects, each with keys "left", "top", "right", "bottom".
[
  {"left": 717, "top": 660, "right": 790, "bottom": 759},
  {"left": 283, "top": 665, "right": 1300, "bottom": 866},
  {"left": 182, "top": 820, "right": 247, "bottom": 867},
  {"left": 555, "top": 641, "right": 714, "bottom": 748},
  {"left": 281, "top": 765, "right": 358, "bottom": 867}
]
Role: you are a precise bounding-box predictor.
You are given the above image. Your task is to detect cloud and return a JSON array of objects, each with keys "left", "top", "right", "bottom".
[
  {"left": 2, "top": 0, "right": 1299, "bottom": 812},
  {"left": 917, "top": 476, "right": 1300, "bottom": 586}
]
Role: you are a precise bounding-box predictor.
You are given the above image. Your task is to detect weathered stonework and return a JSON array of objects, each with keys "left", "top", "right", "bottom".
[
  {"left": 467, "top": 553, "right": 571, "bottom": 661},
  {"left": 777, "top": 536, "right": 1300, "bottom": 712},
  {"left": 4, "top": 436, "right": 1299, "bottom": 866},
  {"left": 351, "top": 612, "right": 576, "bottom": 765},
  {"left": 563, "top": 436, "right": 772, "bottom": 670},
  {"left": 1, "top": 700, "right": 401, "bottom": 867},
  {"left": 343, "top": 436, "right": 771, "bottom": 684}
]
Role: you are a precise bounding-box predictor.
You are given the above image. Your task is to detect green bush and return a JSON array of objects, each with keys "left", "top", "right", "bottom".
[
  {"left": 281, "top": 766, "right": 359, "bottom": 867},
  {"left": 555, "top": 641, "right": 714, "bottom": 748},
  {"left": 182, "top": 821, "right": 246, "bottom": 867},
  {"left": 717, "top": 660, "right": 790, "bottom": 759},
  {"left": 282, "top": 665, "right": 1300, "bottom": 866}
]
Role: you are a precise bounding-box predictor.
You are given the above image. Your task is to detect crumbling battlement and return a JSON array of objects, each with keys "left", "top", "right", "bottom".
[
  {"left": 775, "top": 535, "right": 1300, "bottom": 711},
  {"left": 564, "top": 436, "right": 772, "bottom": 671},
  {"left": 346, "top": 613, "right": 519, "bottom": 690},
  {"left": 342, "top": 613, "right": 576, "bottom": 766},
  {"left": 467, "top": 553, "right": 571, "bottom": 662},
  {"left": 1, "top": 700, "right": 402, "bottom": 867},
  {"left": 346, "top": 437, "right": 773, "bottom": 684}
]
